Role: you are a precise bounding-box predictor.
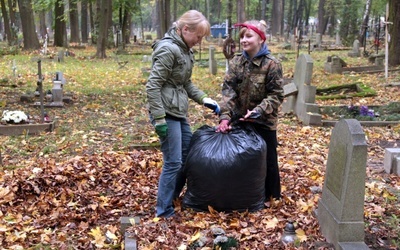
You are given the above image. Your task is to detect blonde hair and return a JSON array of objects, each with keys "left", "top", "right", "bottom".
[
  {"left": 239, "top": 20, "right": 267, "bottom": 39},
  {"left": 175, "top": 10, "right": 211, "bottom": 37}
]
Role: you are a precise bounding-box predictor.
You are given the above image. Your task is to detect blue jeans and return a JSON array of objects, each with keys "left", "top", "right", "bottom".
[{"left": 154, "top": 115, "right": 192, "bottom": 217}]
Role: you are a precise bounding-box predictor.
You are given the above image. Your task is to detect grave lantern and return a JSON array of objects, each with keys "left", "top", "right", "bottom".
[{"left": 280, "top": 220, "right": 298, "bottom": 245}]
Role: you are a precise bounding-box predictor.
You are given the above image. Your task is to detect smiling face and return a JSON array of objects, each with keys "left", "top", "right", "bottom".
[{"left": 240, "top": 28, "right": 264, "bottom": 59}]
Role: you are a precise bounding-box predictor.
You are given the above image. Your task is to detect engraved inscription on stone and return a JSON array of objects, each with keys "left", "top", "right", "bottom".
[{"left": 325, "top": 143, "right": 347, "bottom": 200}]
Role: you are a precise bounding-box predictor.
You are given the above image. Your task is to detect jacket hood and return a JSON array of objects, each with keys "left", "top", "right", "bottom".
[
  {"left": 152, "top": 27, "right": 190, "bottom": 52},
  {"left": 243, "top": 43, "right": 270, "bottom": 60}
]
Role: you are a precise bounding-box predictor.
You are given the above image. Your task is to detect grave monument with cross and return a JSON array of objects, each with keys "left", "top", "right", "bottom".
[{"left": 282, "top": 54, "right": 322, "bottom": 125}]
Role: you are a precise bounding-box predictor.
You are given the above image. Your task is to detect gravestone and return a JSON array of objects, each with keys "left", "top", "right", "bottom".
[
  {"left": 209, "top": 46, "right": 217, "bottom": 75},
  {"left": 384, "top": 148, "right": 400, "bottom": 175},
  {"left": 348, "top": 40, "right": 361, "bottom": 57},
  {"left": 282, "top": 54, "right": 322, "bottom": 125},
  {"left": 51, "top": 71, "right": 66, "bottom": 106},
  {"left": 317, "top": 119, "right": 369, "bottom": 250},
  {"left": 335, "top": 32, "right": 342, "bottom": 46}
]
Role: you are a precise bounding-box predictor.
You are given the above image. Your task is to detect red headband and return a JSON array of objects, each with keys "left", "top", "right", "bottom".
[{"left": 234, "top": 23, "right": 266, "bottom": 41}]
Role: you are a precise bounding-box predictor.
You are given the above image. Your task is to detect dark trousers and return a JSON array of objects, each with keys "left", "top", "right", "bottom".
[{"left": 252, "top": 125, "right": 281, "bottom": 200}]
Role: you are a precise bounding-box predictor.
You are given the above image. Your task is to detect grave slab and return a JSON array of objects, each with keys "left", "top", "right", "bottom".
[
  {"left": 317, "top": 119, "right": 369, "bottom": 250},
  {"left": 124, "top": 232, "right": 137, "bottom": 250},
  {"left": 120, "top": 216, "right": 140, "bottom": 250},
  {"left": 383, "top": 148, "right": 400, "bottom": 174},
  {"left": 0, "top": 121, "right": 56, "bottom": 135},
  {"left": 120, "top": 216, "right": 140, "bottom": 235}
]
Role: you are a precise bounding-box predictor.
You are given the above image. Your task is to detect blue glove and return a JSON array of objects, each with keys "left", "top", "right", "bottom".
[
  {"left": 154, "top": 118, "right": 168, "bottom": 137},
  {"left": 203, "top": 97, "right": 220, "bottom": 115}
]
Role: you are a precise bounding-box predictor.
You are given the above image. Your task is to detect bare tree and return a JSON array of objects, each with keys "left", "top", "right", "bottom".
[{"left": 17, "top": 0, "right": 40, "bottom": 50}]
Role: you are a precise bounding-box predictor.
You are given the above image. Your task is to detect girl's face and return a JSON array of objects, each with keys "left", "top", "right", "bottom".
[
  {"left": 240, "top": 29, "right": 264, "bottom": 58},
  {"left": 181, "top": 25, "right": 204, "bottom": 48}
]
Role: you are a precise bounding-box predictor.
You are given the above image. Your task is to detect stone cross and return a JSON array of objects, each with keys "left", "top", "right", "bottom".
[
  {"left": 282, "top": 54, "right": 322, "bottom": 125},
  {"left": 317, "top": 119, "right": 369, "bottom": 250}
]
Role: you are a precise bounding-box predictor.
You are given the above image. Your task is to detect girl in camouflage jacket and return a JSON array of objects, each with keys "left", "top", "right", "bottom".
[{"left": 217, "top": 20, "right": 284, "bottom": 201}]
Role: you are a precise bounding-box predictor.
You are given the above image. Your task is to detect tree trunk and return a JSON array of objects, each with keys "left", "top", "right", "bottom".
[
  {"left": 0, "top": 0, "right": 12, "bottom": 45},
  {"left": 122, "top": 1, "right": 132, "bottom": 45},
  {"left": 81, "top": 0, "right": 89, "bottom": 43},
  {"left": 69, "top": 0, "right": 80, "bottom": 43},
  {"left": 17, "top": 0, "right": 40, "bottom": 50},
  {"left": 7, "top": 0, "right": 17, "bottom": 45},
  {"left": 358, "top": 0, "right": 372, "bottom": 46},
  {"left": 95, "top": 0, "right": 110, "bottom": 58},
  {"left": 227, "top": 0, "right": 233, "bottom": 36},
  {"left": 388, "top": 1, "right": 400, "bottom": 66},
  {"left": 89, "top": 1, "right": 95, "bottom": 44},
  {"left": 236, "top": 0, "right": 245, "bottom": 24},
  {"left": 38, "top": 11, "right": 47, "bottom": 41},
  {"left": 156, "top": 0, "right": 170, "bottom": 39},
  {"left": 271, "top": 0, "right": 283, "bottom": 36},
  {"left": 8, "top": 0, "right": 16, "bottom": 26},
  {"left": 54, "top": 0, "right": 66, "bottom": 47},
  {"left": 317, "top": 0, "right": 328, "bottom": 35}
]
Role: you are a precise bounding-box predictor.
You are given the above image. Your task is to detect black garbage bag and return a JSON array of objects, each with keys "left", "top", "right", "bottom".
[{"left": 182, "top": 123, "right": 267, "bottom": 212}]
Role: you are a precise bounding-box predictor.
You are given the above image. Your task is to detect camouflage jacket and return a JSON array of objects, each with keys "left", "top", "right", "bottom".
[{"left": 219, "top": 52, "right": 284, "bottom": 130}]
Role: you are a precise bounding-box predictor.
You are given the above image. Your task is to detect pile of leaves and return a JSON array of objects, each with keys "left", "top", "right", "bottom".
[{"left": 0, "top": 149, "right": 161, "bottom": 248}]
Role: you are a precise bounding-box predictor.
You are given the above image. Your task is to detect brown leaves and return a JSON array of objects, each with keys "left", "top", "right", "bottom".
[{"left": 0, "top": 149, "right": 162, "bottom": 248}]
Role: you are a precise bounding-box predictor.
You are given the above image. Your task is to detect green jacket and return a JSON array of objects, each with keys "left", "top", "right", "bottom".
[{"left": 146, "top": 27, "right": 207, "bottom": 120}]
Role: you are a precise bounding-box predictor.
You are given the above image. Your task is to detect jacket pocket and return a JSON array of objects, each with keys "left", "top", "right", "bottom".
[{"left": 161, "top": 86, "right": 189, "bottom": 113}]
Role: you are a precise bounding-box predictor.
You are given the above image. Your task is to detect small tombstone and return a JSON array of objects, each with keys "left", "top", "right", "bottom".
[
  {"left": 209, "top": 46, "right": 217, "bottom": 75},
  {"left": 51, "top": 71, "right": 66, "bottom": 106},
  {"left": 313, "top": 33, "right": 323, "bottom": 51},
  {"left": 324, "top": 56, "right": 346, "bottom": 74},
  {"left": 56, "top": 50, "right": 65, "bottom": 62},
  {"left": 145, "top": 34, "right": 152, "bottom": 43},
  {"left": 142, "top": 55, "right": 152, "bottom": 63},
  {"left": 335, "top": 32, "right": 342, "bottom": 46},
  {"left": 317, "top": 119, "right": 369, "bottom": 250},
  {"left": 290, "top": 34, "right": 296, "bottom": 50},
  {"left": 282, "top": 54, "right": 321, "bottom": 125},
  {"left": 316, "top": 33, "right": 321, "bottom": 47},
  {"left": 384, "top": 148, "right": 400, "bottom": 175},
  {"left": 348, "top": 40, "right": 361, "bottom": 57},
  {"left": 12, "top": 59, "right": 17, "bottom": 79},
  {"left": 42, "top": 34, "right": 48, "bottom": 55}
]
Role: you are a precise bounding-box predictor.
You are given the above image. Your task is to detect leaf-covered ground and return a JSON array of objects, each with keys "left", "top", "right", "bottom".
[{"left": 0, "top": 41, "right": 399, "bottom": 249}]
